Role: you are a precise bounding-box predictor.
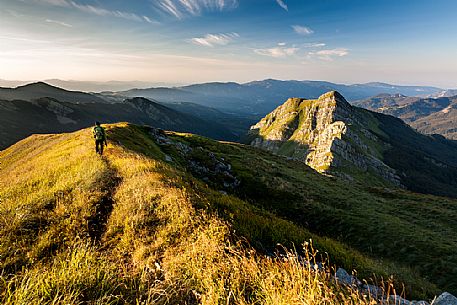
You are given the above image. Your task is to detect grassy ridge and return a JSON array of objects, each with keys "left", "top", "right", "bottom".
[
  {"left": 1, "top": 123, "right": 454, "bottom": 303},
  {"left": 0, "top": 124, "right": 373, "bottom": 304},
  {"left": 0, "top": 131, "right": 111, "bottom": 272},
  {"left": 169, "top": 130, "right": 457, "bottom": 297}
]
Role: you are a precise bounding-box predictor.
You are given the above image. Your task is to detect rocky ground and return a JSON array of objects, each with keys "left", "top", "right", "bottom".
[{"left": 335, "top": 268, "right": 457, "bottom": 305}]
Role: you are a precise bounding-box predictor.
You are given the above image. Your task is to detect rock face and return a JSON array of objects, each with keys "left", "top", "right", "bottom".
[
  {"left": 248, "top": 91, "right": 401, "bottom": 185},
  {"left": 249, "top": 92, "right": 348, "bottom": 172}
]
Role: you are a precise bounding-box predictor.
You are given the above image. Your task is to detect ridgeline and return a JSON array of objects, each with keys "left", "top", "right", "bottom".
[{"left": 1, "top": 122, "right": 457, "bottom": 304}]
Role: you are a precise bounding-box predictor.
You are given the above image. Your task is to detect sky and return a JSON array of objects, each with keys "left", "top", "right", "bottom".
[{"left": 1, "top": 0, "right": 457, "bottom": 87}]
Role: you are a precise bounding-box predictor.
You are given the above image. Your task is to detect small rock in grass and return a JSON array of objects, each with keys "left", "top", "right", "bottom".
[{"left": 165, "top": 155, "right": 173, "bottom": 162}]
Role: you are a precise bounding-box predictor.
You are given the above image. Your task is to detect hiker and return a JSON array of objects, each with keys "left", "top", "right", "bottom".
[{"left": 93, "top": 122, "right": 107, "bottom": 155}]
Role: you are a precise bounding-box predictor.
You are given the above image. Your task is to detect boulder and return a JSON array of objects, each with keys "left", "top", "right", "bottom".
[
  {"left": 335, "top": 268, "right": 361, "bottom": 286},
  {"left": 434, "top": 292, "right": 457, "bottom": 305},
  {"left": 388, "top": 295, "right": 411, "bottom": 305},
  {"left": 362, "top": 284, "right": 383, "bottom": 298}
]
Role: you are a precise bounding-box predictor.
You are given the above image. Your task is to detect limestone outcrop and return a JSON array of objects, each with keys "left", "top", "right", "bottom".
[{"left": 248, "top": 91, "right": 401, "bottom": 185}]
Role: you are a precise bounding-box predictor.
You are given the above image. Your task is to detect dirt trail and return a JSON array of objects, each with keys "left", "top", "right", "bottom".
[{"left": 88, "top": 156, "right": 121, "bottom": 242}]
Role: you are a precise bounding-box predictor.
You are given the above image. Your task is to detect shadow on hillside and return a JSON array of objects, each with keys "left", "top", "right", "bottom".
[
  {"left": 102, "top": 123, "right": 457, "bottom": 298},
  {"left": 249, "top": 118, "right": 457, "bottom": 199}
]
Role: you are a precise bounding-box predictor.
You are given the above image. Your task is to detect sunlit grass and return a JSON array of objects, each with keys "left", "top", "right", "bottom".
[
  {"left": 0, "top": 130, "right": 110, "bottom": 272},
  {"left": 0, "top": 123, "right": 444, "bottom": 303},
  {"left": 101, "top": 140, "right": 373, "bottom": 304}
]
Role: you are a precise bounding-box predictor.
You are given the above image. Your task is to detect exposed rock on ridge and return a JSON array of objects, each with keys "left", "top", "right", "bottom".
[{"left": 248, "top": 91, "right": 401, "bottom": 185}]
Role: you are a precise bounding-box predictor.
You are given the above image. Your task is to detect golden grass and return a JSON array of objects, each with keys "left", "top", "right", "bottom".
[
  {"left": 0, "top": 124, "right": 393, "bottom": 304},
  {"left": 0, "top": 130, "right": 110, "bottom": 271},
  {"left": 99, "top": 125, "right": 374, "bottom": 304}
]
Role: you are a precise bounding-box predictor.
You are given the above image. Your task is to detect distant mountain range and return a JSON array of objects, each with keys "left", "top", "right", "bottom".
[
  {"left": 0, "top": 83, "right": 238, "bottom": 149},
  {"left": 113, "top": 79, "right": 446, "bottom": 115},
  {"left": 1, "top": 80, "right": 456, "bottom": 149},
  {"left": 434, "top": 89, "right": 457, "bottom": 98},
  {"left": 355, "top": 94, "right": 457, "bottom": 140},
  {"left": 0, "top": 79, "right": 182, "bottom": 92},
  {"left": 0, "top": 82, "right": 108, "bottom": 104}
]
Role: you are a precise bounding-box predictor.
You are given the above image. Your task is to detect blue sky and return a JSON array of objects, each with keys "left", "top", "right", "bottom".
[{"left": 1, "top": 0, "right": 456, "bottom": 87}]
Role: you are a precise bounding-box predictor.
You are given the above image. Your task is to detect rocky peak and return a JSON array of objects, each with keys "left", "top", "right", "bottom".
[{"left": 248, "top": 91, "right": 401, "bottom": 185}]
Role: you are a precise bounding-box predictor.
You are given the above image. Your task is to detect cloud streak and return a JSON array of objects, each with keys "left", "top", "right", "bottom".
[
  {"left": 46, "top": 19, "right": 73, "bottom": 27},
  {"left": 275, "top": 0, "right": 288, "bottom": 11},
  {"left": 189, "top": 33, "right": 239, "bottom": 47},
  {"left": 153, "top": 0, "right": 238, "bottom": 19},
  {"left": 292, "top": 25, "right": 314, "bottom": 35},
  {"left": 303, "top": 43, "right": 326, "bottom": 48},
  {"left": 34, "top": 0, "right": 154, "bottom": 23},
  {"left": 254, "top": 46, "right": 298, "bottom": 58},
  {"left": 309, "top": 48, "right": 349, "bottom": 61},
  {"left": 254, "top": 44, "right": 348, "bottom": 61}
]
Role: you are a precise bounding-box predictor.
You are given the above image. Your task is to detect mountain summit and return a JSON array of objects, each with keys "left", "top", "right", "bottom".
[
  {"left": 248, "top": 91, "right": 457, "bottom": 197},
  {"left": 248, "top": 91, "right": 400, "bottom": 184}
]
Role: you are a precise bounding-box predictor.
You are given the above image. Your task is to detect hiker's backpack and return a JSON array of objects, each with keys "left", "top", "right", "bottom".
[{"left": 94, "top": 126, "right": 104, "bottom": 140}]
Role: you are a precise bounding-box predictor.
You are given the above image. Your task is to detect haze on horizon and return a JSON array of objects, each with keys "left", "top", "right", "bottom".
[{"left": 1, "top": 0, "right": 457, "bottom": 88}]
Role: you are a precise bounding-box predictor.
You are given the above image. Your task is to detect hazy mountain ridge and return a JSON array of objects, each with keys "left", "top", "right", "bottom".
[
  {"left": 0, "top": 82, "right": 254, "bottom": 149},
  {"left": 0, "top": 82, "right": 108, "bottom": 104},
  {"left": 0, "top": 95, "right": 236, "bottom": 149},
  {"left": 1, "top": 80, "right": 455, "bottom": 152},
  {"left": 114, "top": 79, "right": 446, "bottom": 115},
  {"left": 355, "top": 94, "right": 457, "bottom": 139},
  {"left": 248, "top": 91, "right": 457, "bottom": 198},
  {"left": 412, "top": 103, "right": 457, "bottom": 140},
  {"left": 433, "top": 89, "right": 457, "bottom": 98},
  {"left": 0, "top": 79, "right": 181, "bottom": 92}
]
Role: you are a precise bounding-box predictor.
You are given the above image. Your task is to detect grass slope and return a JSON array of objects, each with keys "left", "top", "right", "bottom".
[
  {"left": 1, "top": 123, "right": 456, "bottom": 303},
  {"left": 166, "top": 128, "right": 457, "bottom": 297}
]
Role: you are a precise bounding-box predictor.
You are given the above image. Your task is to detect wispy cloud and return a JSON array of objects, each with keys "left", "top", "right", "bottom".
[
  {"left": 309, "top": 48, "right": 349, "bottom": 61},
  {"left": 0, "top": 35, "right": 52, "bottom": 44},
  {"left": 143, "top": 16, "right": 153, "bottom": 23},
  {"left": 189, "top": 33, "right": 239, "bottom": 47},
  {"left": 303, "top": 42, "right": 326, "bottom": 48},
  {"left": 292, "top": 25, "right": 314, "bottom": 35},
  {"left": 46, "top": 19, "right": 73, "bottom": 27},
  {"left": 6, "top": 9, "right": 25, "bottom": 18},
  {"left": 33, "top": 0, "right": 154, "bottom": 23},
  {"left": 153, "top": 0, "right": 238, "bottom": 19},
  {"left": 254, "top": 46, "right": 298, "bottom": 58},
  {"left": 275, "top": 0, "right": 288, "bottom": 11},
  {"left": 255, "top": 43, "right": 347, "bottom": 61},
  {"left": 36, "top": 0, "right": 69, "bottom": 6}
]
